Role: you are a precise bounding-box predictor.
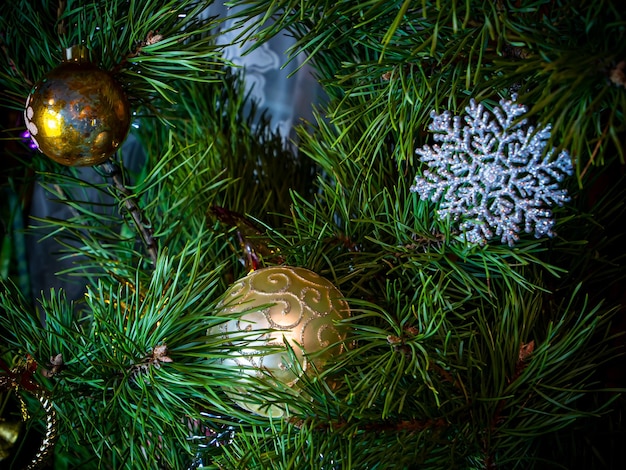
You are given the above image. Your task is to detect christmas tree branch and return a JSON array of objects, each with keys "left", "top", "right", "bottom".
[
  {"left": 289, "top": 415, "right": 449, "bottom": 434},
  {"left": 98, "top": 158, "right": 158, "bottom": 266},
  {"left": 0, "top": 0, "right": 225, "bottom": 112},
  {"left": 1, "top": 1, "right": 624, "bottom": 468},
  {"left": 0, "top": 36, "right": 33, "bottom": 88},
  {"left": 229, "top": 0, "right": 626, "bottom": 182}
]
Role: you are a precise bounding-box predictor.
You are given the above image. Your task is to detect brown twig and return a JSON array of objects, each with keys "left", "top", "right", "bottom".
[
  {"left": 580, "top": 121, "right": 610, "bottom": 180},
  {"left": 99, "top": 158, "right": 158, "bottom": 265},
  {"left": 342, "top": 417, "right": 447, "bottom": 433},
  {"left": 110, "top": 31, "right": 163, "bottom": 75},
  {"left": 387, "top": 325, "right": 424, "bottom": 359},
  {"left": 483, "top": 340, "right": 536, "bottom": 468},
  {"left": 0, "top": 34, "right": 33, "bottom": 88},
  {"left": 40, "top": 353, "right": 65, "bottom": 378},
  {"left": 129, "top": 344, "right": 173, "bottom": 382},
  {"left": 288, "top": 415, "right": 448, "bottom": 434},
  {"left": 57, "top": 0, "right": 67, "bottom": 36},
  {"left": 211, "top": 205, "right": 284, "bottom": 270}
]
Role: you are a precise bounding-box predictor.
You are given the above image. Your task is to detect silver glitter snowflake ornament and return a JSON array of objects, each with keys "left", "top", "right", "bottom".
[{"left": 410, "top": 97, "right": 573, "bottom": 246}]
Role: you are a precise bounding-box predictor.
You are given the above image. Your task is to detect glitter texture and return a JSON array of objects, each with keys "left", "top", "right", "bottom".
[{"left": 410, "top": 97, "right": 573, "bottom": 246}]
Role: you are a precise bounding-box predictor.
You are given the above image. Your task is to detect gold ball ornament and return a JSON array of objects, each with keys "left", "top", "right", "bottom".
[
  {"left": 211, "top": 266, "right": 350, "bottom": 417},
  {"left": 23, "top": 46, "right": 131, "bottom": 166}
]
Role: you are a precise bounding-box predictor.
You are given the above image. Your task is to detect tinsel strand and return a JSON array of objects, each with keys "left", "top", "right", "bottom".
[
  {"left": 24, "top": 388, "right": 58, "bottom": 470},
  {"left": 1, "top": 359, "right": 58, "bottom": 470}
]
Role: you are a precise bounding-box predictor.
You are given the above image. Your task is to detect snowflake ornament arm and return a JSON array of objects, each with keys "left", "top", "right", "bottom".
[{"left": 410, "top": 97, "right": 573, "bottom": 246}]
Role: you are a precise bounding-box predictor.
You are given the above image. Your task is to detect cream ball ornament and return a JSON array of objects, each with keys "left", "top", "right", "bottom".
[{"left": 211, "top": 265, "right": 350, "bottom": 417}]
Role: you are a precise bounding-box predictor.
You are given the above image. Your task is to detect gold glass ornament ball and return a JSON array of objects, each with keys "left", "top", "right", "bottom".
[
  {"left": 211, "top": 266, "right": 350, "bottom": 417},
  {"left": 24, "top": 53, "right": 131, "bottom": 166}
]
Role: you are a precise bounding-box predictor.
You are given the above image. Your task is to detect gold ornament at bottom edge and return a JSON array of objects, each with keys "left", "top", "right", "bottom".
[{"left": 0, "top": 420, "right": 22, "bottom": 461}]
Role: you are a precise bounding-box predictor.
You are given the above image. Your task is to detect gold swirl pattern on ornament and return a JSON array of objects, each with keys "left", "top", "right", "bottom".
[
  {"left": 223, "top": 278, "right": 247, "bottom": 300},
  {"left": 249, "top": 269, "right": 294, "bottom": 293},
  {"left": 263, "top": 295, "right": 304, "bottom": 331},
  {"left": 300, "top": 315, "right": 348, "bottom": 356},
  {"left": 300, "top": 285, "right": 333, "bottom": 316}
]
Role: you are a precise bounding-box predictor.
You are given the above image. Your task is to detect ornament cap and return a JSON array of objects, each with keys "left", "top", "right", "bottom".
[{"left": 64, "top": 45, "right": 89, "bottom": 63}]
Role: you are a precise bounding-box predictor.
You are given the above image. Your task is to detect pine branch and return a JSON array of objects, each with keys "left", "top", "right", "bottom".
[
  {"left": 228, "top": 0, "right": 626, "bottom": 183},
  {"left": 0, "top": 1, "right": 225, "bottom": 112},
  {"left": 2, "top": 2, "right": 624, "bottom": 468},
  {"left": 97, "top": 158, "right": 158, "bottom": 265}
]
